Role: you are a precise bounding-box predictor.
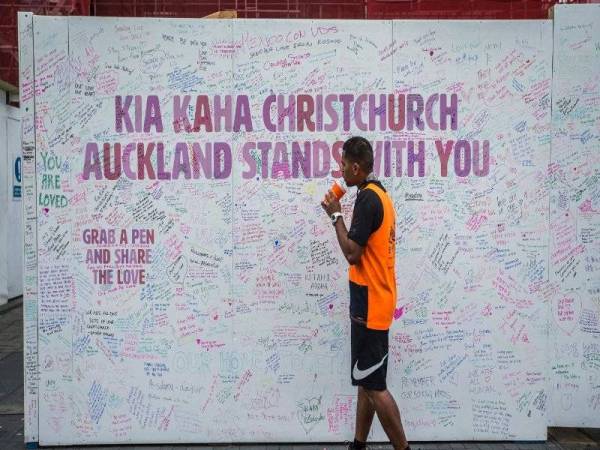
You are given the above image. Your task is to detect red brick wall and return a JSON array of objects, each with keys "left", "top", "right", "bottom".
[
  {"left": 0, "top": 0, "right": 89, "bottom": 87},
  {"left": 366, "top": 0, "right": 563, "bottom": 20}
]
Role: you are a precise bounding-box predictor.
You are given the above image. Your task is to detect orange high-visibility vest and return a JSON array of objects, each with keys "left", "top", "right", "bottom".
[{"left": 349, "top": 183, "right": 397, "bottom": 330}]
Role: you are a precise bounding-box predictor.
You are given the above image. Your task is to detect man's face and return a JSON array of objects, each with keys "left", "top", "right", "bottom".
[{"left": 341, "top": 153, "right": 360, "bottom": 186}]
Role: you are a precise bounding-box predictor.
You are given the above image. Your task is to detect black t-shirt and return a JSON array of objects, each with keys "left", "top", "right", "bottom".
[{"left": 347, "top": 181, "right": 385, "bottom": 247}]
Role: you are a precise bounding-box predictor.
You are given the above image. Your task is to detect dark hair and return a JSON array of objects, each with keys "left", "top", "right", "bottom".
[{"left": 342, "top": 136, "right": 373, "bottom": 173}]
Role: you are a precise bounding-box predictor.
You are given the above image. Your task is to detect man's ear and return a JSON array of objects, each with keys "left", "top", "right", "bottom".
[{"left": 352, "top": 162, "right": 360, "bottom": 175}]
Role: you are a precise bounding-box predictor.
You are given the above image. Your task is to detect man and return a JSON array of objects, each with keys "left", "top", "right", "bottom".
[{"left": 321, "top": 136, "right": 410, "bottom": 450}]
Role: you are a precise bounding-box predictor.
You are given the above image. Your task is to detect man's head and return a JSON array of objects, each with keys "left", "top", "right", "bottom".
[{"left": 341, "top": 136, "right": 373, "bottom": 187}]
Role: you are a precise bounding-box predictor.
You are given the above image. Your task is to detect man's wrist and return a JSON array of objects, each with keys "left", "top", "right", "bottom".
[{"left": 330, "top": 212, "right": 343, "bottom": 225}]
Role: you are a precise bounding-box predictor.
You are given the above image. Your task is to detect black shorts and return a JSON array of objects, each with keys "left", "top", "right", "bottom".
[{"left": 351, "top": 320, "right": 389, "bottom": 391}]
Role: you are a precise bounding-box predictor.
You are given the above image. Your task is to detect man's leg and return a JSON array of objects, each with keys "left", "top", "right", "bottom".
[
  {"left": 355, "top": 386, "right": 375, "bottom": 442},
  {"left": 365, "top": 388, "right": 409, "bottom": 450}
]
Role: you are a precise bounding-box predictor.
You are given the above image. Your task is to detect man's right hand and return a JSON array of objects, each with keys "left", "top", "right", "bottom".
[{"left": 321, "top": 191, "right": 341, "bottom": 216}]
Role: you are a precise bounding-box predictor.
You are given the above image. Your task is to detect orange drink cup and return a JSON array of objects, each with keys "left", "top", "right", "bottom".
[{"left": 330, "top": 180, "right": 347, "bottom": 200}]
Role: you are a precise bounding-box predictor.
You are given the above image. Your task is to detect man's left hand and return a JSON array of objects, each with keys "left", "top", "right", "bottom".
[{"left": 321, "top": 191, "right": 341, "bottom": 216}]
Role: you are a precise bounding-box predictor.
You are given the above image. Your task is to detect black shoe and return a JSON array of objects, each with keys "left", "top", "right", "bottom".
[{"left": 345, "top": 439, "right": 367, "bottom": 450}]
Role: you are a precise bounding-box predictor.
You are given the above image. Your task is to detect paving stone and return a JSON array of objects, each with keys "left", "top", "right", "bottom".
[
  {"left": 251, "top": 445, "right": 282, "bottom": 448},
  {"left": 0, "top": 384, "right": 24, "bottom": 414},
  {"left": 0, "top": 414, "right": 24, "bottom": 442},
  {"left": 0, "top": 351, "right": 22, "bottom": 386},
  {"left": 581, "top": 430, "right": 600, "bottom": 443},
  {"left": 549, "top": 429, "right": 598, "bottom": 447}
]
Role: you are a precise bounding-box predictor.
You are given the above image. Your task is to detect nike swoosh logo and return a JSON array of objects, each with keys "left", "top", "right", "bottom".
[{"left": 353, "top": 354, "right": 388, "bottom": 380}]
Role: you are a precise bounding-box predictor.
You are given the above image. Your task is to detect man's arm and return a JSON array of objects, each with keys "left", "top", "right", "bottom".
[
  {"left": 321, "top": 191, "right": 364, "bottom": 265},
  {"left": 333, "top": 216, "right": 364, "bottom": 265}
]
